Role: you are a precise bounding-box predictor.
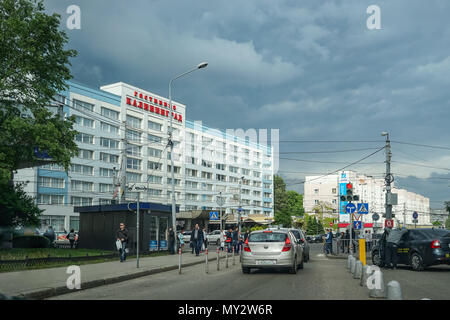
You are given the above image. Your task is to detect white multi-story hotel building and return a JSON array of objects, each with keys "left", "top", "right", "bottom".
[
  {"left": 303, "top": 171, "right": 431, "bottom": 228},
  {"left": 15, "top": 81, "right": 274, "bottom": 233}
]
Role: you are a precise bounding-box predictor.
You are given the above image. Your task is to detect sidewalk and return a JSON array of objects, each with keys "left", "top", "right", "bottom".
[{"left": 0, "top": 250, "right": 224, "bottom": 300}]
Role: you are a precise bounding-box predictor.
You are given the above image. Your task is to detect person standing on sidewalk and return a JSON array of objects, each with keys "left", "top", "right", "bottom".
[
  {"left": 232, "top": 227, "right": 239, "bottom": 254},
  {"left": 190, "top": 224, "right": 204, "bottom": 256},
  {"left": 168, "top": 227, "right": 175, "bottom": 255},
  {"left": 66, "top": 229, "right": 77, "bottom": 249},
  {"left": 325, "top": 229, "right": 334, "bottom": 255},
  {"left": 225, "top": 228, "right": 233, "bottom": 253},
  {"left": 116, "top": 222, "right": 128, "bottom": 262},
  {"left": 385, "top": 228, "right": 407, "bottom": 269}
]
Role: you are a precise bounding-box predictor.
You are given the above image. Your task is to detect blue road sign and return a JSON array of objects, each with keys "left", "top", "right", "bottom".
[
  {"left": 357, "top": 203, "right": 369, "bottom": 214},
  {"left": 238, "top": 207, "right": 242, "bottom": 212},
  {"left": 345, "top": 203, "right": 357, "bottom": 214},
  {"left": 413, "top": 211, "right": 418, "bottom": 219},
  {"left": 209, "top": 211, "right": 219, "bottom": 221},
  {"left": 353, "top": 221, "right": 362, "bottom": 229}
]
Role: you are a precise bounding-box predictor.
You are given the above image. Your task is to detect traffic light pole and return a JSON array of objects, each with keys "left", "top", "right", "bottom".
[{"left": 384, "top": 133, "right": 393, "bottom": 226}]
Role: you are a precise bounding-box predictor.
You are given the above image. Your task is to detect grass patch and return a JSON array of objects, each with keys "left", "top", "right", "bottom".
[
  {"left": 0, "top": 248, "right": 114, "bottom": 260},
  {"left": 0, "top": 250, "right": 170, "bottom": 273}
]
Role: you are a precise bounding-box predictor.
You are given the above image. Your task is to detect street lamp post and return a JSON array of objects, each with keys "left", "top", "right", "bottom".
[{"left": 168, "top": 62, "right": 208, "bottom": 254}]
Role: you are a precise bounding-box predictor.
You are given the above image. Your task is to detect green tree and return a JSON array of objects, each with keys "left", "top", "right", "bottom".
[
  {"left": 0, "top": 0, "right": 78, "bottom": 226},
  {"left": 0, "top": 0, "right": 78, "bottom": 183},
  {"left": 286, "top": 190, "right": 305, "bottom": 217},
  {"left": 432, "top": 221, "right": 442, "bottom": 227},
  {"left": 0, "top": 183, "right": 43, "bottom": 227}
]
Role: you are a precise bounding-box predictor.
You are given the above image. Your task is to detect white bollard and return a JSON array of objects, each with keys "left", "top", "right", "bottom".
[
  {"left": 354, "top": 260, "right": 363, "bottom": 279},
  {"left": 369, "top": 269, "right": 386, "bottom": 298},
  {"left": 347, "top": 255, "right": 353, "bottom": 270},
  {"left": 386, "top": 280, "right": 403, "bottom": 300},
  {"left": 178, "top": 247, "right": 182, "bottom": 274},
  {"left": 205, "top": 248, "right": 209, "bottom": 274},
  {"left": 350, "top": 257, "right": 356, "bottom": 274},
  {"left": 360, "top": 265, "right": 370, "bottom": 287}
]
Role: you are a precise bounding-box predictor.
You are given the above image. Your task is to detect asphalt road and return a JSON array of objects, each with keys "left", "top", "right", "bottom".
[
  {"left": 49, "top": 243, "right": 450, "bottom": 300},
  {"left": 50, "top": 244, "right": 370, "bottom": 300}
]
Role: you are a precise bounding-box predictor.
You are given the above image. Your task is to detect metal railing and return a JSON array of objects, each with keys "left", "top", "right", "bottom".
[{"left": 331, "top": 239, "right": 379, "bottom": 256}]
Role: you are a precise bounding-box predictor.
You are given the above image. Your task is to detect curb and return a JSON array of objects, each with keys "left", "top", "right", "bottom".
[{"left": 15, "top": 255, "right": 227, "bottom": 300}]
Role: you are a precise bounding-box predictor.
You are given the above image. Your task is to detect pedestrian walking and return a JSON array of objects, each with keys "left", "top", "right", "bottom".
[
  {"left": 168, "top": 227, "right": 175, "bottom": 255},
  {"left": 325, "top": 229, "right": 334, "bottom": 255},
  {"left": 190, "top": 224, "right": 204, "bottom": 256},
  {"left": 43, "top": 226, "right": 55, "bottom": 245},
  {"left": 365, "top": 230, "right": 372, "bottom": 252},
  {"left": 340, "top": 232, "right": 345, "bottom": 253},
  {"left": 344, "top": 230, "right": 350, "bottom": 253},
  {"left": 116, "top": 222, "right": 128, "bottom": 262},
  {"left": 385, "top": 228, "right": 407, "bottom": 269},
  {"left": 225, "top": 228, "right": 233, "bottom": 253},
  {"left": 232, "top": 227, "right": 239, "bottom": 255},
  {"left": 202, "top": 227, "right": 208, "bottom": 252},
  {"left": 66, "top": 229, "right": 77, "bottom": 249},
  {"left": 243, "top": 229, "right": 250, "bottom": 242}
]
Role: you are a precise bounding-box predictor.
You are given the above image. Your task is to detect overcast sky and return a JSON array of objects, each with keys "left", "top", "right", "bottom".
[{"left": 44, "top": 0, "right": 450, "bottom": 208}]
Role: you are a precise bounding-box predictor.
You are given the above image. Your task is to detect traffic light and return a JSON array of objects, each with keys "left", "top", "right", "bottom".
[{"left": 346, "top": 183, "right": 353, "bottom": 201}]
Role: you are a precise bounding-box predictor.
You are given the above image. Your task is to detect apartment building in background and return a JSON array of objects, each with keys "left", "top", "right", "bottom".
[{"left": 304, "top": 171, "right": 431, "bottom": 228}]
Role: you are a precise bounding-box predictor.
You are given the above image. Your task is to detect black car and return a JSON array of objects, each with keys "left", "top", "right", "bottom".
[{"left": 371, "top": 228, "right": 450, "bottom": 271}]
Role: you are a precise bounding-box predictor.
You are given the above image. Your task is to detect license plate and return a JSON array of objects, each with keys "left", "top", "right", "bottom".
[{"left": 256, "top": 260, "right": 276, "bottom": 265}]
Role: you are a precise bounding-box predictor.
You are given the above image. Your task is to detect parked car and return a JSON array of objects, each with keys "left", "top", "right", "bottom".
[
  {"left": 242, "top": 229, "right": 304, "bottom": 274},
  {"left": 371, "top": 228, "right": 450, "bottom": 271},
  {"left": 182, "top": 231, "right": 192, "bottom": 244},
  {"left": 206, "top": 230, "right": 223, "bottom": 246},
  {"left": 268, "top": 227, "right": 310, "bottom": 262}
]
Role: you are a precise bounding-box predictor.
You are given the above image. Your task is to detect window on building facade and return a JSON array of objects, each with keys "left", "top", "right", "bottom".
[
  {"left": 73, "top": 99, "right": 94, "bottom": 112},
  {"left": 75, "top": 115, "right": 94, "bottom": 128},
  {"left": 101, "top": 107, "right": 119, "bottom": 120},
  {"left": 126, "top": 115, "right": 141, "bottom": 129},
  {"left": 38, "top": 177, "right": 65, "bottom": 189},
  {"left": 147, "top": 175, "right": 162, "bottom": 184},
  {"left": 148, "top": 147, "right": 162, "bottom": 158},
  {"left": 148, "top": 120, "right": 162, "bottom": 131},
  {"left": 39, "top": 215, "right": 65, "bottom": 232},
  {"left": 99, "top": 152, "right": 119, "bottom": 164},
  {"left": 126, "top": 144, "right": 141, "bottom": 157},
  {"left": 148, "top": 134, "right": 161, "bottom": 143},
  {"left": 148, "top": 161, "right": 161, "bottom": 171},
  {"left": 71, "top": 180, "right": 93, "bottom": 192},
  {"left": 71, "top": 196, "right": 93, "bottom": 206},
  {"left": 40, "top": 163, "right": 64, "bottom": 171},
  {"left": 100, "top": 122, "right": 119, "bottom": 134},
  {"left": 38, "top": 194, "right": 64, "bottom": 205},
  {"left": 126, "top": 172, "right": 141, "bottom": 182},
  {"left": 70, "top": 164, "right": 94, "bottom": 175},
  {"left": 77, "top": 149, "right": 94, "bottom": 160},
  {"left": 100, "top": 137, "right": 120, "bottom": 149},
  {"left": 127, "top": 158, "right": 141, "bottom": 170},
  {"left": 69, "top": 216, "right": 80, "bottom": 232},
  {"left": 100, "top": 167, "right": 115, "bottom": 177},
  {"left": 99, "top": 183, "right": 114, "bottom": 193},
  {"left": 75, "top": 133, "right": 94, "bottom": 144},
  {"left": 314, "top": 189, "right": 319, "bottom": 194}
]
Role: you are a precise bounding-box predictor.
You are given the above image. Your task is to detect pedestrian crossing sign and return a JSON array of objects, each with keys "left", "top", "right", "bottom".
[
  {"left": 357, "top": 203, "right": 369, "bottom": 214},
  {"left": 209, "top": 211, "right": 219, "bottom": 221}
]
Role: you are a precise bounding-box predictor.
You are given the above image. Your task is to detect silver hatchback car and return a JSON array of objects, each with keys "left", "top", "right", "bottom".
[{"left": 242, "top": 229, "right": 304, "bottom": 274}]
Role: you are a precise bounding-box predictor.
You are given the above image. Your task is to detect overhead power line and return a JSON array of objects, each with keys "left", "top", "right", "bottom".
[
  {"left": 285, "top": 146, "right": 386, "bottom": 186},
  {"left": 391, "top": 141, "right": 450, "bottom": 151},
  {"left": 278, "top": 147, "right": 383, "bottom": 154}
]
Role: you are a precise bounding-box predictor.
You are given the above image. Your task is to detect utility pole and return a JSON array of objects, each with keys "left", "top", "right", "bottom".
[
  {"left": 238, "top": 177, "right": 243, "bottom": 233},
  {"left": 382, "top": 132, "right": 393, "bottom": 226},
  {"left": 120, "top": 121, "right": 127, "bottom": 203}
]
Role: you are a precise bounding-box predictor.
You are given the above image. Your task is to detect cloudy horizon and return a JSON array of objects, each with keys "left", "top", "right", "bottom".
[{"left": 44, "top": 0, "right": 450, "bottom": 208}]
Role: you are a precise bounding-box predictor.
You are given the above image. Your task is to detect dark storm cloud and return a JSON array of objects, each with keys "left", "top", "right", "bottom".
[{"left": 44, "top": 0, "right": 450, "bottom": 205}]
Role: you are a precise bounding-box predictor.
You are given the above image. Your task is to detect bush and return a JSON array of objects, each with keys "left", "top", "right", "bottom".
[{"left": 12, "top": 235, "right": 50, "bottom": 248}]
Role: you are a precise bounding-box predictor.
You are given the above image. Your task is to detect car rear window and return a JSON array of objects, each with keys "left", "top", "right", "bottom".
[
  {"left": 248, "top": 232, "right": 287, "bottom": 242},
  {"left": 414, "top": 229, "right": 450, "bottom": 239}
]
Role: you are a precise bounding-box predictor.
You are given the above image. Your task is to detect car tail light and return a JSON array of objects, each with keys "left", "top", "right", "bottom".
[
  {"left": 431, "top": 240, "right": 441, "bottom": 249},
  {"left": 244, "top": 238, "right": 251, "bottom": 252},
  {"left": 282, "top": 237, "right": 292, "bottom": 252}
]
